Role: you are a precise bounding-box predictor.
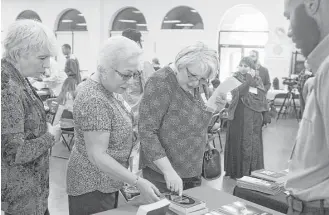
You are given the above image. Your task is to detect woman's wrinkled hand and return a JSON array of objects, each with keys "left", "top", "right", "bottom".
[
  {"left": 136, "top": 178, "right": 161, "bottom": 204},
  {"left": 164, "top": 170, "right": 183, "bottom": 196},
  {"left": 47, "top": 123, "right": 61, "bottom": 143}
]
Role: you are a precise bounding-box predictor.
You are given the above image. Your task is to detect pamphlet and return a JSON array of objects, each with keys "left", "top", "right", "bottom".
[
  {"left": 206, "top": 77, "right": 242, "bottom": 112},
  {"left": 45, "top": 100, "right": 64, "bottom": 125}
]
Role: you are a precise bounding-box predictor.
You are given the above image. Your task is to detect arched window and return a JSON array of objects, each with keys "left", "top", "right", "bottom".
[
  {"left": 57, "top": 9, "right": 87, "bottom": 31},
  {"left": 112, "top": 7, "right": 148, "bottom": 31},
  {"left": 16, "top": 10, "right": 42, "bottom": 22},
  {"left": 161, "top": 6, "right": 204, "bottom": 30}
]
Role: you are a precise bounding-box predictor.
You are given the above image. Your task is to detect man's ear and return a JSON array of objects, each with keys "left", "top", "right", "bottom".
[{"left": 304, "top": 0, "right": 320, "bottom": 16}]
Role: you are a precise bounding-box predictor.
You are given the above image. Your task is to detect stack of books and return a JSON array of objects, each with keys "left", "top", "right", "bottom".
[
  {"left": 236, "top": 176, "right": 282, "bottom": 195},
  {"left": 251, "top": 169, "right": 288, "bottom": 187},
  {"left": 164, "top": 193, "right": 209, "bottom": 215},
  {"left": 205, "top": 201, "right": 273, "bottom": 215}
]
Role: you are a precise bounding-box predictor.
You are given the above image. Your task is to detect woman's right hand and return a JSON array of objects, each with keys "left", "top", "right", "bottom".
[
  {"left": 136, "top": 178, "right": 161, "bottom": 203},
  {"left": 164, "top": 170, "right": 183, "bottom": 196}
]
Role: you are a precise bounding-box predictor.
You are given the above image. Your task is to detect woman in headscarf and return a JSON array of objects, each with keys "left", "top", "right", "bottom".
[{"left": 224, "top": 57, "right": 269, "bottom": 179}]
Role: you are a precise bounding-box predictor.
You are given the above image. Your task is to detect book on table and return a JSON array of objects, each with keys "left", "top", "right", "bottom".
[
  {"left": 136, "top": 198, "right": 171, "bottom": 215},
  {"left": 251, "top": 169, "right": 288, "bottom": 185},
  {"left": 163, "top": 193, "right": 207, "bottom": 214},
  {"left": 236, "top": 176, "right": 282, "bottom": 195},
  {"left": 205, "top": 201, "right": 273, "bottom": 215}
]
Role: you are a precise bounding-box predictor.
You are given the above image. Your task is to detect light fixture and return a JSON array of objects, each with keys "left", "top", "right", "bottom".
[
  {"left": 76, "top": 23, "right": 87, "bottom": 26},
  {"left": 191, "top": 9, "right": 197, "bottom": 13},
  {"left": 176, "top": 23, "right": 194, "bottom": 27},
  {"left": 118, "top": 19, "right": 137, "bottom": 23},
  {"left": 78, "top": 13, "right": 84, "bottom": 16},
  {"left": 132, "top": 10, "right": 142, "bottom": 14},
  {"left": 136, "top": 23, "right": 147, "bottom": 26},
  {"left": 61, "top": 19, "right": 73, "bottom": 23},
  {"left": 163, "top": 20, "right": 181, "bottom": 24}
]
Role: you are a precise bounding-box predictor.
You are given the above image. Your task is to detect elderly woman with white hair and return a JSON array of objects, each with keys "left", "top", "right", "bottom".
[
  {"left": 66, "top": 36, "right": 161, "bottom": 215},
  {"left": 1, "top": 20, "right": 61, "bottom": 215},
  {"left": 139, "top": 42, "right": 222, "bottom": 196}
]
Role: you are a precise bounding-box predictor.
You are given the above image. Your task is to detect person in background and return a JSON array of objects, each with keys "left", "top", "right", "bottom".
[
  {"left": 57, "top": 77, "right": 77, "bottom": 120},
  {"left": 152, "top": 58, "right": 161, "bottom": 71},
  {"left": 284, "top": 0, "right": 329, "bottom": 214},
  {"left": 209, "top": 78, "right": 221, "bottom": 96},
  {"left": 224, "top": 57, "right": 268, "bottom": 179},
  {"left": 249, "top": 50, "right": 271, "bottom": 93},
  {"left": 66, "top": 36, "right": 161, "bottom": 215},
  {"left": 139, "top": 42, "right": 224, "bottom": 195},
  {"left": 62, "top": 44, "right": 81, "bottom": 84},
  {"left": 297, "top": 61, "right": 313, "bottom": 115},
  {"left": 1, "top": 19, "right": 61, "bottom": 215}
]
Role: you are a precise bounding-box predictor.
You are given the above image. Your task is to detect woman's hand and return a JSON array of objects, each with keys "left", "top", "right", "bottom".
[
  {"left": 47, "top": 123, "right": 61, "bottom": 142},
  {"left": 248, "top": 69, "right": 256, "bottom": 78},
  {"left": 215, "top": 93, "right": 227, "bottom": 112},
  {"left": 136, "top": 178, "right": 161, "bottom": 203},
  {"left": 164, "top": 170, "right": 183, "bottom": 196}
]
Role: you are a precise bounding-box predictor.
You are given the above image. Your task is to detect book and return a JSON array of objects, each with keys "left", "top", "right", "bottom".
[
  {"left": 119, "top": 184, "right": 141, "bottom": 202},
  {"left": 236, "top": 176, "right": 282, "bottom": 195},
  {"left": 207, "top": 201, "right": 272, "bottom": 215},
  {"left": 168, "top": 207, "right": 209, "bottom": 215},
  {"left": 45, "top": 99, "right": 65, "bottom": 126},
  {"left": 251, "top": 169, "right": 287, "bottom": 183},
  {"left": 206, "top": 77, "right": 242, "bottom": 112},
  {"left": 164, "top": 193, "right": 206, "bottom": 214},
  {"left": 136, "top": 198, "right": 171, "bottom": 215}
]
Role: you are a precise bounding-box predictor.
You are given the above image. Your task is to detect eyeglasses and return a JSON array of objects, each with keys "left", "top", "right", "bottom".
[
  {"left": 113, "top": 69, "right": 141, "bottom": 81},
  {"left": 186, "top": 67, "right": 207, "bottom": 82},
  {"left": 239, "top": 64, "right": 250, "bottom": 68}
]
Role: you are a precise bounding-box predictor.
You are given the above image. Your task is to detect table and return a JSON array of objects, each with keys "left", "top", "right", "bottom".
[
  {"left": 233, "top": 186, "right": 288, "bottom": 214},
  {"left": 94, "top": 186, "right": 284, "bottom": 215}
]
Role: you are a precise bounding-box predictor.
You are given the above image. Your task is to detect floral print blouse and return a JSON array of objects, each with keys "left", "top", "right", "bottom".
[
  {"left": 1, "top": 59, "right": 55, "bottom": 215},
  {"left": 138, "top": 67, "right": 213, "bottom": 179},
  {"left": 66, "top": 79, "right": 134, "bottom": 196}
]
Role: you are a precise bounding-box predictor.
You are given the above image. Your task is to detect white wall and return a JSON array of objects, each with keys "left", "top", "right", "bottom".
[{"left": 1, "top": 0, "right": 293, "bottom": 87}]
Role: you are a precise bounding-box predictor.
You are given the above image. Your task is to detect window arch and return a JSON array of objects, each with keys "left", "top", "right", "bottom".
[
  {"left": 112, "top": 7, "right": 148, "bottom": 31},
  {"left": 57, "top": 9, "right": 87, "bottom": 31},
  {"left": 161, "top": 6, "right": 204, "bottom": 30},
  {"left": 16, "top": 10, "right": 42, "bottom": 22}
]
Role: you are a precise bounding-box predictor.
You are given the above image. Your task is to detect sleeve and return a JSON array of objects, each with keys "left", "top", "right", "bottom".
[
  {"left": 314, "top": 63, "right": 329, "bottom": 149},
  {"left": 237, "top": 82, "right": 250, "bottom": 97},
  {"left": 1, "top": 81, "right": 54, "bottom": 165},
  {"left": 264, "top": 68, "right": 271, "bottom": 92},
  {"left": 138, "top": 76, "right": 172, "bottom": 162},
  {"left": 76, "top": 97, "right": 113, "bottom": 132}
]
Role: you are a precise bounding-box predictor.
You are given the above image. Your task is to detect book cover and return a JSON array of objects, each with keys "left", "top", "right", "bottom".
[
  {"left": 136, "top": 198, "right": 171, "bottom": 215},
  {"left": 212, "top": 201, "right": 273, "bottom": 215},
  {"left": 119, "top": 184, "right": 140, "bottom": 202},
  {"left": 164, "top": 193, "right": 206, "bottom": 214},
  {"left": 251, "top": 169, "right": 287, "bottom": 182}
]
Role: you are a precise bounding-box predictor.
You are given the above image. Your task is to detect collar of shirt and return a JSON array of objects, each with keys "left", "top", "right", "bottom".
[{"left": 307, "top": 34, "right": 329, "bottom": 73}]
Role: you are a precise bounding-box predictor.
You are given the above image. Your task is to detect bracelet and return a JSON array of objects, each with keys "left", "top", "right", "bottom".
[{"left": 133, "top": 175, "right": 140, "bottom": 187}]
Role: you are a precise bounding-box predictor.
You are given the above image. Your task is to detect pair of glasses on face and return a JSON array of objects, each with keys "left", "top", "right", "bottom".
[
  {"left": 239, "top": 64, "right": 250, "bottom": 68},
  {"left": 186, "top": 67, "right": 207, "bottom": 82},
  {"left": 113, "top": 69, "right": 140, "bottom": 81}
]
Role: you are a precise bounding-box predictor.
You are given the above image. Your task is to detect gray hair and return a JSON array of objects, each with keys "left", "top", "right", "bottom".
[
  {"left": 175, "top": 42, "right": 219, "bottom": 80},
  {"left": 97, "top": 36, "right": 143, "bottom": 76},
  {"left": 2, "top": 19, "right": 58, "bottom": 63}
]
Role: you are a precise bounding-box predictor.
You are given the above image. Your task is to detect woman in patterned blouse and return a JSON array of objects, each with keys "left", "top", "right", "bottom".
[
  {"left": 139, "top": 42, "right": 223, "bottom": 196},
  {"left": 66, "top": 36, "right": 161, "bottom": 215},
  {"left": 1, "top": 20, "right": 61, "bottom": 215}
]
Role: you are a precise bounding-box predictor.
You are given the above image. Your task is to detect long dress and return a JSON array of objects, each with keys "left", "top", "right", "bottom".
[{"left": 224, "top": 75, "right": 266, "bottom": 179}]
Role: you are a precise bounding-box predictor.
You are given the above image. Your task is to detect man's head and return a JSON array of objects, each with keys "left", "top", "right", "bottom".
[
  {"left": 284, "top": 0, "right": 329, "bottom": 57},
  {"left": 122, "top": 28, "right": 143, "bottom": 48},
  {"left": 62, "top": 44, "right": 71, "bottom": 56},
  {"left": 249, "top": 50, "right": 259, "bottom": 64}
]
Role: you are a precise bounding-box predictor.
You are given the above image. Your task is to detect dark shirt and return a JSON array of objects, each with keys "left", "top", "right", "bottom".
[
  {"left": 65, "top": 55, "right": 81, "bottom": 84},
  {"left": 138, "top": 67, "right": 212, "bottom": 179},
  {"left": 257, "top": 65, "right": 271, "bottom": 92},
  {"left": 1, "top": 59, "right": 54, "bottom": 214}
]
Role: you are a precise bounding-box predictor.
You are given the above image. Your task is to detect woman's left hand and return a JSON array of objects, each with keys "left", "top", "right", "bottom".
[{"left": 215, "top": 93, "right": 227, "bottom": 111}]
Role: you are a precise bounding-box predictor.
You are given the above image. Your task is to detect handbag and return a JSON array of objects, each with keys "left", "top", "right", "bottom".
[{"left": 202, "top": 141, "right": 221, "bottom": 180}]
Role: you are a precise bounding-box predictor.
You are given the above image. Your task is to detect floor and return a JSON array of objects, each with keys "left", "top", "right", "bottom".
[{"left": 47, "top": 118, "right": 299, "bottom": 215}]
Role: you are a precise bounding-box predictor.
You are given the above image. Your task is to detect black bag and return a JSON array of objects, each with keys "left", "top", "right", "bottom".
[{"left": 202, "top": 142, "right": 221, "bottom": 180}]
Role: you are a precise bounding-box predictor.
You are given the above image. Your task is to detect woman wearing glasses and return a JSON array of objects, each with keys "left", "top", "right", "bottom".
[
  {"left": 224, "top": 57, "right": 268, "bottom": 179},
  {"left": 66, "top": 36, "right": 161, "bottom": 215},
  {"left": 138, "top": 42, "right": 224, "bottom": 196}
]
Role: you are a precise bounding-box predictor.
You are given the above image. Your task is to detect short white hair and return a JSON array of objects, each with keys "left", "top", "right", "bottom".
[
  {"left": 2, "top": 19, "right": 58, "bottom": 63},
  {"left": 175, "top": 42, "right": 219, "bottom": 80},
  {"left": 97, "top": 36, "right": 143, "bottom": 72}
]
